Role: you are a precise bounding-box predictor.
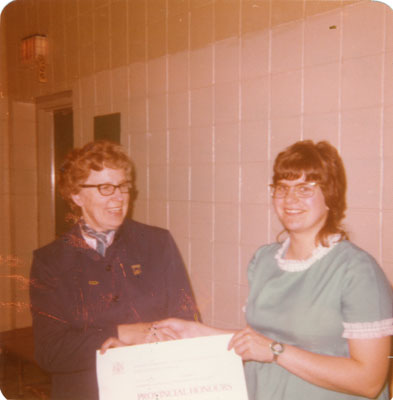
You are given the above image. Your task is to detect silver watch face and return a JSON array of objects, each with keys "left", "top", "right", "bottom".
[{"left": 271, "top": 342, "right": 284, "bottom": 355}]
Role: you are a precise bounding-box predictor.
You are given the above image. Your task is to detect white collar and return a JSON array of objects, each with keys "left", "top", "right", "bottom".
[{"left": 275, "top": 235, "right": 341, "bottom": 272}]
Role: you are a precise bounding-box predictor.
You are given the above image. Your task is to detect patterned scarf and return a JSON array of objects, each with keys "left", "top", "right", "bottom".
[{"left": 79, "top": 220, "right": 115, "bottom": 256}]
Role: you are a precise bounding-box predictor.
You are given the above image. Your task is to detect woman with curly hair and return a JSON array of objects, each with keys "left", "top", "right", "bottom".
[{"left": 30, "top": 140, "right": 199, "bottom": 400}]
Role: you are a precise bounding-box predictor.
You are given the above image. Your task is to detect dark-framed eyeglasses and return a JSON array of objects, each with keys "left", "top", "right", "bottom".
[
  {"left": 269, "top": 182, "right": 318, "bottom": 199},
  {"left": 79, "top": 181, "right": 133, "bottom": 196}
]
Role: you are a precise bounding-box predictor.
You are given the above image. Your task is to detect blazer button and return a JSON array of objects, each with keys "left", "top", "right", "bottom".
[
  {"left": 112, "top": 295, "right": 119, "bottom": 302},
  {"left": 105, "top": 265, "right": 112, "bottom": 271}
]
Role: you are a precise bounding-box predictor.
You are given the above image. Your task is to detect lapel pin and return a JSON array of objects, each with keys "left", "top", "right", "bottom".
[{"left": 131, "top": 264, "right": 142, "bottom": 276}]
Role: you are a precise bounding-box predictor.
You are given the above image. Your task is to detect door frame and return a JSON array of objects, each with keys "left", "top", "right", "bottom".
[{"left": 36, "top": 91, "right": 72, "bottom": 247}]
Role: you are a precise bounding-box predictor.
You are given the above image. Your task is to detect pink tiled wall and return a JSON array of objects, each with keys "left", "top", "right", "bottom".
[
  {"left": 6, "top": 101, "right": 37, "bottom": 328},
  {"left": 2, "top": 0, "right": 393, "bottom": 330},
  {"left": 71, "top": 1, "right": 393, "bottom": 328},
  {"left": 0, "top": 96, "right": 13, "bottom": 331}
]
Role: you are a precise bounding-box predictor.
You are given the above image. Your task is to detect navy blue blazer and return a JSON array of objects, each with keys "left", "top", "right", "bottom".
[{"left": 30, "top": 219, "right": 199, "bottom": 400}]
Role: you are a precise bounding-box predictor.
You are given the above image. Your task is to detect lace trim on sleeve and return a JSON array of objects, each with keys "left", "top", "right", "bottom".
[{"left": 342, "top": 318, "right": 393, "bottom": 339}]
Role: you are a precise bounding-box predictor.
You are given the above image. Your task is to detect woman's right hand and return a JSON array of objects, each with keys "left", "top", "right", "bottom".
[
  {"left": 228, "top": 325, "right": 273, "bottom": 362},
  {"left": 117, "top": 322, "right": 179, "bottom": 345},
  {"left": 154, "top": 318, "right": 232, "bottom": 339},
  {"left": 100, "top": 321, "right": 181, "bottom": 354}
]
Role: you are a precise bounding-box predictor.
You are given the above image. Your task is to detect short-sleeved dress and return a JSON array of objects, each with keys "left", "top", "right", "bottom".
[{"left": 245, "top": 238, "right": 393, "bottom": 400}]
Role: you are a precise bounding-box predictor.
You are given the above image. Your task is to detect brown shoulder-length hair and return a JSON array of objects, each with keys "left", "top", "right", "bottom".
[
  {"left": 272, "top": 140, "right": 348, "bottom": 246},
  {"left": 58, "top": 140, "right": 134, "bottom": 215}
]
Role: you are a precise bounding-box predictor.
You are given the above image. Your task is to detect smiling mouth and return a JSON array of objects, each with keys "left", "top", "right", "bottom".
[
  {"left": 284, "top": 209, "right": 304, "bottom": 215},
  {"left": 108, "top": 207, "right": 123, "bottom": 214}
]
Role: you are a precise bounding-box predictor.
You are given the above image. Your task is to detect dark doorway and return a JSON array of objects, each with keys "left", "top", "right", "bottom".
[
  {"left": 94, "top": 113, "right": 121, "bottom": 143},
  {"left": 54, "top": 108, "right": 74, "bottom": 237}
]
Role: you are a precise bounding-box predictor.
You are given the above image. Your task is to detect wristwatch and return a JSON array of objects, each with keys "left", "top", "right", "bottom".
[{"left": 269, "top": 341, "right": 285, "bottom": 362}]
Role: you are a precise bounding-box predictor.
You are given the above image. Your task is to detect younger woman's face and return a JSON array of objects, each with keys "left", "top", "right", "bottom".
[{"left": 273, "top": 174, "right": 329, "bottom": 240}]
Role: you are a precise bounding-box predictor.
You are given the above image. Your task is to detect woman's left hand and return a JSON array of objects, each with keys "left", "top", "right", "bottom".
[
  {"left": 100, "top": 337, "right": 127, "bottom": 354},
  {"left": 228, "top": 325, "right": 273, "bottom": 363}
]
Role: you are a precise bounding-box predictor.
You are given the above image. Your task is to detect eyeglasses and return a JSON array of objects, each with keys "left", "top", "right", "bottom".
[
  {"left": 269, "top": 182, "right": 317, "bottom": 198},
  {"left": 79, "top": 181, "right": 133, "bottom": 196}
]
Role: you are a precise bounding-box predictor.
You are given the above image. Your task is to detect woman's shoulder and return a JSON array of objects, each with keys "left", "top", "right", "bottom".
[
  {"left": 34, "top": 224, "right": 82, "bottom": 257},
  {"left": 247, "top": 242, "right": 282, "bottom": 274},
  {"left": 333, "top": 240, "right": 392, "bottom": 291},
  {"left": 254, "top": 242, "right": 282, "bottom": 258},
  {"left": 122, "top": 218, "right": 170, "bottom": 236},
  {"left": 31, "top": 227, "right": 84, "bottom": 282},
  {"left": 333, "top": 240, "right": 380, "bottom": 270},
  {"left": 121, "top": 219, "right": 174, "bottom": 248}
]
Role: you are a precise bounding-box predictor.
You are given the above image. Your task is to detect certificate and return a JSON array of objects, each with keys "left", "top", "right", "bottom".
[{"left": 96, "top": 334, "right": 249, "bottom": 400}]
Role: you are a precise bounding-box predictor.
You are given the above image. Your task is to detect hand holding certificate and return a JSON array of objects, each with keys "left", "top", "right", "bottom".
[{"left": 96, "top": 334, "right": 249, "bottom": 400}]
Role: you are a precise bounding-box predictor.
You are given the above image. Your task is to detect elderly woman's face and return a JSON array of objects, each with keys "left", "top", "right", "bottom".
[{"left": 71, "top": 167, "right": 130, "bottom": 231}]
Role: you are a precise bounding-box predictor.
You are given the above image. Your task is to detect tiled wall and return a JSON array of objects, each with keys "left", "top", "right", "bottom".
[
  {"left": 2, "top": 0, "right": 393, "bottom": 330},
  {"left": 0, "top": 96, "right": 13, "bottom": 331},
  {"left": 74, "top": 0, "right": 393, "bottom": 328},
  {"left": 8, "top": 101, "right": 37, "bottom": 328},
  {"left": 0, "top": 3, "right": 11, "bottom": 330},
  {"left": 3, "top": 0, "right": 362, "bottom": 101}
]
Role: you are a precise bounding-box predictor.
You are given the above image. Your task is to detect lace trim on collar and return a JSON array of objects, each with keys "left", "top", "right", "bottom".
[{"left": 275, "top": 235, "right": 341, "bottom": 272}]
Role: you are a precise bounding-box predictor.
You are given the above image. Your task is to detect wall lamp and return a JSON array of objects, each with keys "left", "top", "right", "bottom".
[{"left": 20, "top": 34, "right": 48, "bottom": 82}]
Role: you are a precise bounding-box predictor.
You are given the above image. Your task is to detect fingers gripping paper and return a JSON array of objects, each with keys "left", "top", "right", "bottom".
[{"left": 96, "top": 334, "right": 249, "bottom": 400}]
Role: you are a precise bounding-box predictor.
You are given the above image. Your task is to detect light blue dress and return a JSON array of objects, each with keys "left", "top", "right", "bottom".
[{"left": 245, "top": 239, "right": 393, "bottom": 400}]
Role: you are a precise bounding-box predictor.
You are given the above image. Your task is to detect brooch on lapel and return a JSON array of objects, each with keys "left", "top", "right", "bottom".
[
  {"left": 130, "top": 264, "right": 142, "bottom": 277},
  {"left": 88, "top": 280, "right": 99, "bottom": 285}
]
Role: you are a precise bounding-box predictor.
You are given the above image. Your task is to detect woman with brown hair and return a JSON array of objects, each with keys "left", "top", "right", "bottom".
[
  {"left": 157, "top": 140, "right": 393, "bottom": 400},
  {"left": 30, "top": 140, "right": 198, "bottom": 400}
]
